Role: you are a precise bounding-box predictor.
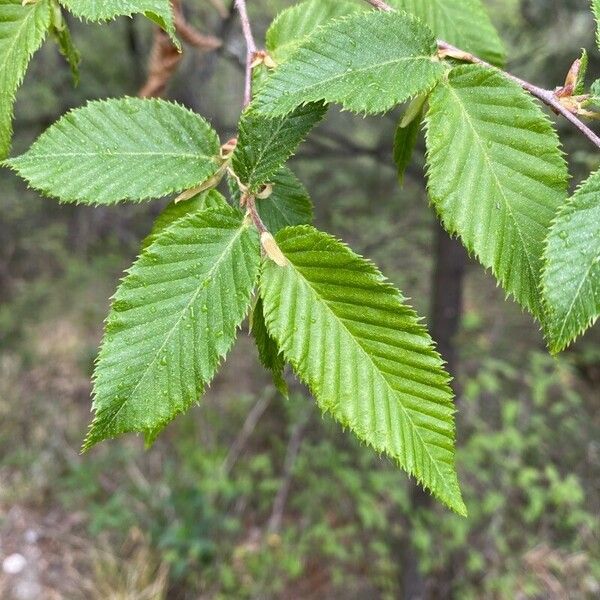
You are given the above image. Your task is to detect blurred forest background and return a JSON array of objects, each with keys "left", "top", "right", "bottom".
[{"left": 1, "top": 0, "right": 600, "bottom": 598}]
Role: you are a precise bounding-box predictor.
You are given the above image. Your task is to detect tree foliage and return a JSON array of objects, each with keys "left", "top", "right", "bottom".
[{"left": 2, "top": 0, "right": 600, "bottom": 514}]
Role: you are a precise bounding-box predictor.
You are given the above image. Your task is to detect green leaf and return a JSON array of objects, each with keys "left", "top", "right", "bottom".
[
  {"left": 229, "top": 167, "right": 313, "bottom": 233},
  {"left": 232, "top": 102, "right": 326, "bottom": 192},
  {"left": 425, "top": 65, "right": 568, "bottom": 320},
  {"left": 574, "top": 48, "right": 588, "bottom": 95},
  {"left": 141, "top": 190, "right": 228, "bottom": 251},
  {"left": 59, "top": 0, "right": 178, "bottom": 46},
  {"left": 586, "top": 78, "right": 600, "bottom": 111},
  {"left": 393, "top": 96, "right": 425, "bottom": 186},
  {"left": 50, "top": 6, "right": 81, "bottom": 85},
  {"left": 254, "top": 10, "right": 445, "bottom": 116},
  {"left": 593, "top": 0, "right": 600, "bottom": 51},
  {"left": 266, "top": 0, "right": 364, "bottom": 63},
  {"left": 542, "top": 169, "right": 600, "bottom": 353},
  {"left": 0, "top": 0, "right": 52, "bottom": 159},
  {"left": 256, "top": 167, "right": 313, "bottom": 233},
  {"left": 251, "top": 297, "right": 288, "bottom": 398},
  {"left": 260, "top": 226, "right": 465, "bottom": 514},
  {"left": 5, "top": 97, "right": 221, "bottom": 204},
  {"left": 83, "top": 203, "right": 261, "bottom": 449},
  {"left": 388, "top": 0, "right": 505, "bottom": 66}
]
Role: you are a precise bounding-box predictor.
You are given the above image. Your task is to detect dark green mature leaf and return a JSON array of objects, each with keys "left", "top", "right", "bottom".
[
  {"left": 393, "top": 96, "right": 425, "bottom": 186},
  {"left": 388, "top": 0, "right": 505, "bottom": 66},
  {"left": 84, "top": 204, "right": 261, "bottom": 449},
  {"left": 393, "top": 116, "right": 421, "bottom": 186},
  {"left": 0, "top": 0, "right": 52, "bottom": 159},
  {"left": 6, "top": 97, "right": 221, "bottom": 204},
  {"left": 425, "top": 65, "right": 568, "bottom": 320},
  {"left": 266, "top": 0, "right": 364, "bottom": 63},
  {"left": 251, "top": 297, "right": 288, "bottom": 398},
  {"left": 141, "top": 190, "right": 228, "bottom": 251},
  {"left": 232, "top": 102, "right": 326, "bottom": 192},
  {"left": 260, "top": 226, "right": 465, "bottom": 514},
  {"left": 50, "top": 7, "right": 81, "bottom": 85},
  {"left": 60, "top": 0, "right": 177, "bottom": 45},
  {"left": 542, "top": 169, "right": 600, "bottom": 353},
  {"left": 257, "top": 167, "right": 313, "bottom": 233},
  {"left": 255, "top": 10, "right": 445, "bottom": 116}
]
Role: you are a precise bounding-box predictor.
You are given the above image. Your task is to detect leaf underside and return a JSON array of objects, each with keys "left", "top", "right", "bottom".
[
  {"left": 393, "top": 108, "right": 423, "bottom": 186},
  {"left": 425, "top": 65, "right": 568, "bottom": 320},
  {"left": 0, "top": 0, "right": 51, "bottom": 159},
  {"left": 255, "top": 10, "right": 445, "bottom": 116},
  {"left": 260, "top": 226, "right": 465, "bottom": 514},
  {"left": 51, "top": 11, "right": 81, "bottom": 85},
  {"left": 84, "top": 204, "right": 261, "bottom": 449},
  {"left": 6, "top": 97, "right": 221, "bottom": 204},
  {"left": 252, "top": 297, "right": 288, "bottom": 398},
  {"left": 542, "top": 169, "right": 600, "bottom": 352}
]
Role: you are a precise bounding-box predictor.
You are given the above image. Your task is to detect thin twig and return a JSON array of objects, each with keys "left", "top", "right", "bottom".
[
  {"left": 243, "top": 192, "right": 268, "bottom": 234},
  {"left": 234, "top": 0, "right": 256, "bottom": 107},
  {"left": 365, "top": 0, "right": 393, "bottom": 11},
  {"left": 267, "top": 416, "right": 309, "bottom": 534},
  {"left": 365, "top": 0, "right": 600, "bottom": 150},
  {"left": 437, "top": 41, "right": 600, "bottom": 149},
  {"left": 140, "top": 0, "right": 222, "bottom": 98},
  {"left": 222, "top": 394, "right": 272, "bottom": 476}
]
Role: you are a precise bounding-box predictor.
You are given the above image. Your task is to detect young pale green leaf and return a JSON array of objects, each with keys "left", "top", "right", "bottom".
[
  {"left": 83, "top": 204, "right": 261, "bottom": 449},
  {"left": 542, "top": 169, "right": 600, "bottom": 353},
  {"left": 425, "top": 65, "right": 568, "bottom": 320},
  {"left": 5, "top": 97, "right": 221, "bottom": 204},
  {"left": 254, "top": 10, "right": 445, "bottom": 116},
  {"left": 232, "top": 102, "right": 326, "bottom": 192},
  {"left": 141, "top": 190, "right": 228, "bottom": 251},
  {"left": 266, "top": 0, "right": 364, "bottom": 63},
  {"left": 0, "top": 0, "right": 52, "bottom": 159},
  {"left": 59, "top": 0, "right": 177, "bottom": 46},
  {"left": 388, "top": 0, "right": 505, "bottom": 66},
  {"left": 260, "top": 226, "right": 465, "bottom": 514},
  {"left": 251, "top": 297, "right": 288, "bottom": 398}
]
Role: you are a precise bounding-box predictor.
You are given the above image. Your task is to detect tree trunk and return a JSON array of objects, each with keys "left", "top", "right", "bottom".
[{"left": 402, "top": 222, "right": 466, "bottom": 599}]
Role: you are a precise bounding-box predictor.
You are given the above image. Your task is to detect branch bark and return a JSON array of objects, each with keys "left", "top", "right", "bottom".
[
  {"left": 140, "top": 0, "right": 222, "bottom": 98},
  {"left": 234, "top": 0, "right": 257, "bottom": 107},
  {"left": 365, "top": 0, "right": 600, "bottom": 150}
]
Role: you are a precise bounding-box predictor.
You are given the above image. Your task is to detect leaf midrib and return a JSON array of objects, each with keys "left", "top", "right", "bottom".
[
  {"left": 15, "top": 150, "right": 215, "bottom": 159},
  {"left": 266, "top": 54, "right": 438, "bottom": 102},
  {"left": 553, "top": 209, "right": 600, "bottom": 342},
  {"left": 444, "top": 80, "right": 539, "bottom": 312},
  {"left": 284, "top": 256, "right": 456, "bottom": 498}
]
